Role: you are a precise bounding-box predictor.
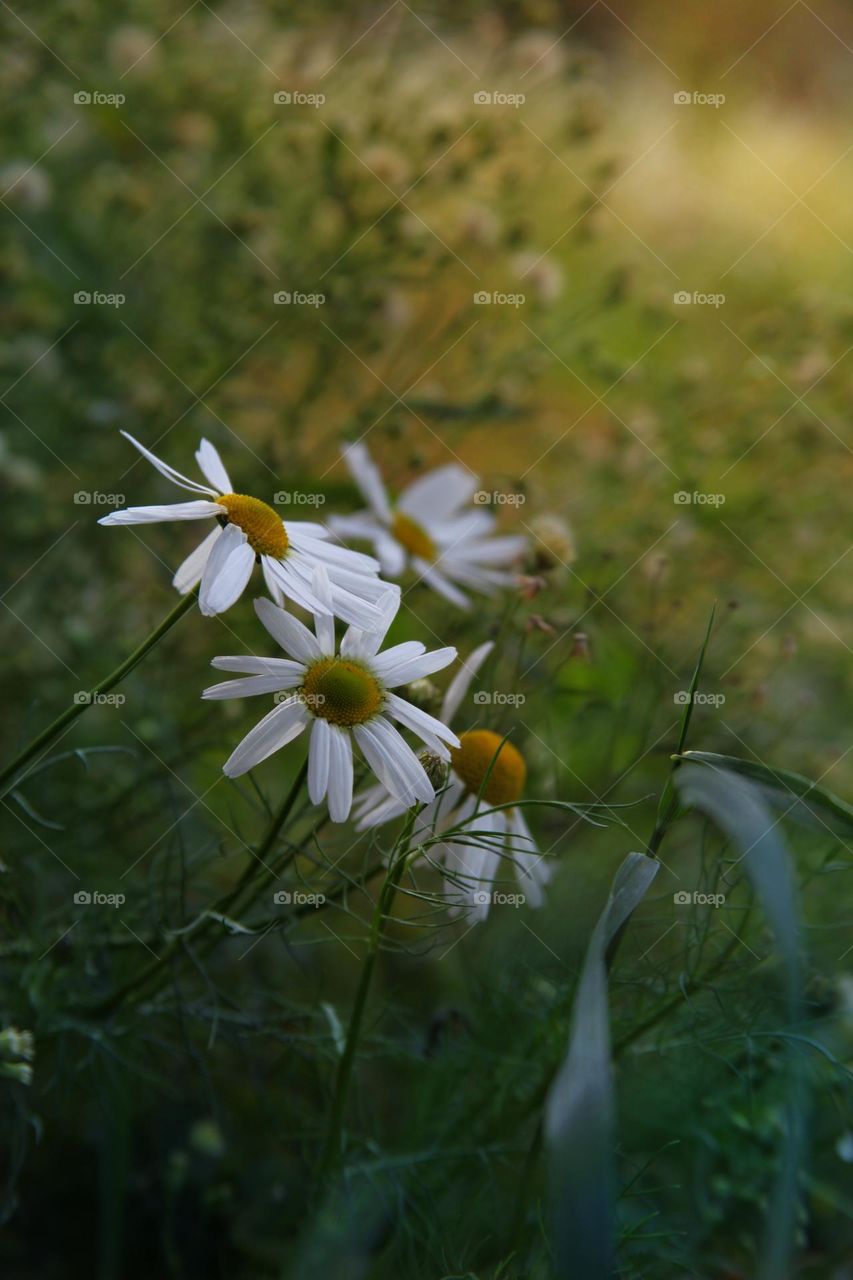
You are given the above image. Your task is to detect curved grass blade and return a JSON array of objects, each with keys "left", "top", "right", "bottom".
[{"left": 544, "top": 851, "right": 660, "bottom": 1280}]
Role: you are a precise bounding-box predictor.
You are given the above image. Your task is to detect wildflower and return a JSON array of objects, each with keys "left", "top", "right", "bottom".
[
  {"left": 354, "top": 642, "right": 551, "bottom": 919},
  {"left": 528, "top": 512, "right": 576, "bottom": 570},
  {"left": 100, "top": 432, "right": 391, "bottom": 626},
  {"left": 330, "top": 442, "right": 526, "bottom": 608},
  {"left": 203, "top": 571, "right": 458, "bottom": 822}
]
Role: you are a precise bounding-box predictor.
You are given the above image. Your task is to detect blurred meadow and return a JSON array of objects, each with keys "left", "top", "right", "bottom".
[{"left": 2, "top": 2, "right": 853, "bottom": 1277}]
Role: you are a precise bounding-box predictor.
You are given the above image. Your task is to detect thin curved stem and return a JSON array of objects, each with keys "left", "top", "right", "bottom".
[{"left": 0, "top": 589, "right": 198, "bottom": 800}]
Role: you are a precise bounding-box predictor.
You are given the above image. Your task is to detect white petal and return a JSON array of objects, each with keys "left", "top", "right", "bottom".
[
  {"left": 172, "top": 526, "right": 223, "bottom": 594},
  {"left": 384, "top": 692, "right": 459, "bottom": 748},
  {"left": 254, "top": 596, "right": 322, "bottom": 663},
  {"left": 454, "top": 535, "right": 528, "bottom": 565},
  {"left": 289, "top": 529, "right": 381, "bottom": 576},
  {"left": 99, "top": 501, "right": 222, "bottom": 525},
  {"left": 373, "top": 533, "right": 407, "bottom": 579},
  {"left": 308, "top": 718, "right": 332, "bottom": 805},
  {"left": 327, "top": 513, "right": 384, "bottom": 543},
  {"left": 326, "top": 726, "right": 354, "bottom": 822},
  {"left": 198, "top": 524, "right": 255, "bottom": 616},
  {"left": 195, "top": 438, "right": 232, "bottom": 493},
  {"left": 119, "top": 431, "right": 218, "bottom": 496},
  {"left": 222, "top": 698, "right": 309, "bottom": 776},
  {"left": 372, "top": 646, "right": 457, "bottom": 688},
  {"left": 262, "top": 557, "right": 329, "bottom": 616},
  {"left": 441, "top": 641, "right": 495, "bottom": 724},
  {"left": 261, "top": 556, "right": 285, "bottom": 607},
  {"left": 310, "top": 566, "right": 336, "bottom": 656},
  {"left": 411, "top": 557, "right": 470, "bottom": 608},
  {"left": 365, "top": 640, "right": 426, "bottom": 672},
  {"left": 203, "top": 673, "right": 302, "bottom": 699},
  {"left": 339, "top": 588, "right": 401, "bottom": 659},
  {"left": 211, "top": 655, "right": 305, "bottom": 677},
  {"left": 342, "top": 441, "right": 392, "bottom": 522},
  {"left": 353, "top": 717, "right": 434, "bottom": 808},
  {"left": 398, "top": 463, "right": 478, "bottom": 523}
]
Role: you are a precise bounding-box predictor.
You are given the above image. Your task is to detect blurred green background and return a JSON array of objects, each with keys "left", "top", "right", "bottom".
[{"left": 2, "top": 2, "right": 853, "bottom": 1277}]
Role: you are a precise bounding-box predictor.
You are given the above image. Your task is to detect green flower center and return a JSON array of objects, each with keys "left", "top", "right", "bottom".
[
  {"left": 301, "top": 658, "right": 382, "bottom": 726},
  {"left": 216, "top": 493, "right": 288, "bottom": 557},
  {"left": 391, "top": 510, "right": 437, "bottom": 562}
]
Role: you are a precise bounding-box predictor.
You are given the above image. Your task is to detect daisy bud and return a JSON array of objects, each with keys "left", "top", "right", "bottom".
[
  {"left": 407, "top": 677, "right": 440, "bottom": 710},
  {"left": 418, "top": 750, "right": 449, "bottom": 791},
  {"left": 528, "top": 513, "right": 577, "bottom": 571}
]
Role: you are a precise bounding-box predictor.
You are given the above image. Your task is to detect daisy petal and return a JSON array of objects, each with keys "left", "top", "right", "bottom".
[
  {"left": 342, "top": 441, "right": 392, "bottom": 523},
  {"left": 310, "top": 566, "right": 336, "bottom": 656},
  {"left": 211, "top": 655, "right": 305, "bottom": 677},
  {"left": 398, "top": 463, "right": 478, "bottom": 523},
  {"left": 411, "top": 558, "right": 470, "bottom": 608},
  {"left": 327, "top": 724, "right": 354, "bottom": 822},
  {"left": 199, "top": 523, "right": 254, "bottom": 616},
  {"left": 120, "top": 431, "right": 218, "bottom": 496},
  {"left": 441, "top": 641, "right": 494, "bottom": 723},
  {"left": 195, "top": 438, "right": 232, "bottom": 493},
  {"left": 172, "top": 526, "right": 222, "bottom": 594},
  {"left": 99, "top": 501, "right": 223, "bottom": 525},
  {"left": 308, "top": 718, "right": 331, "bottom": 805},
  {"left": 372, "top": 645, "right": 457, "bottom": 687},
  {"left": 254, "top": 597, "right": 322, "bottom": 663},
  {"left": 222, "top": 697, "right": 309, "bottom": 776},
  {"left": 203, "top": 673, "right": 302, "bottom": 700},
  {"left": 354, "top": 717, "right": 434, "bottom": 808},
  {"left": 384, "top": 692, "right": 460, "bottom": 749}
]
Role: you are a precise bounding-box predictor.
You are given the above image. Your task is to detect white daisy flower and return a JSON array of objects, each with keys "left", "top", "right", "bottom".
[
  {"left": 354, "top": 641, "right": 552, "bottom": 920},
  {"left": 203, "top": 572, "right": 459, "bottom": 823},
  {"left": 99, "top": 432, "right": 394, "bottom": 627},
  {"left": 329, "top": 442, "right": 527, "bottom": 609}
]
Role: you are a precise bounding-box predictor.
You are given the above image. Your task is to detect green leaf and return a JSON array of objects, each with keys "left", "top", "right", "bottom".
[
  {"left": 544, "top": 851, "right": 660, "bottom": 1280},
  {"left": 679, "top": 750, "right": 853, "bottom": 840}
]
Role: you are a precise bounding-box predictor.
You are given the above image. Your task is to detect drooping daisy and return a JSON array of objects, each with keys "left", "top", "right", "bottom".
[
  {"left": 329, "top": 442, "right": 527, "bottom": 609},
  {"left": 354, "top": 641, "right": 552, "bottom": 920},
  {"left": 203, "top": 572, "right": 459, "bottom": 823},
  {"left": 99, "top": 432, "right": 393, "bottom": 627}
]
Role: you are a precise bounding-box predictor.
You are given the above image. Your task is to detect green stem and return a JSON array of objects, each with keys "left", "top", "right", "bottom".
[
  {"left": 0, "top": 589, "right": 198, "bottom": 800},
  {"left": 87, "top": 759, "right": 309, "bottom": 1018},
  {"left": 317, "top": 808, "right": 417, "bottom": 1184}
]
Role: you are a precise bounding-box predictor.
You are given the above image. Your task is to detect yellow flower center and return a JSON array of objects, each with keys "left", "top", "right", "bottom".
[
  {"left": 391, "top": 510, "right": 437, "bottom": 562},
  {"left": 450, "top": 730, "right": 526, "bottom": 806},
  {"left": 216, "top": 493, "right": 288, "bottom": 557},
  {"left": 301, "top": 658, "right": 382, "bottom": 727}
]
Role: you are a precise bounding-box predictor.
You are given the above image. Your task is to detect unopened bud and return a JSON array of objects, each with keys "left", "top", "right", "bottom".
[
  {"left": 407, "top": 677, "right": 440, "bottom": 710},
  {"left": 569, "top": 631, "right": 590, "bottom": 662},
  {"left": 418, "top": 750, "right": 449, "bottom": 790}
]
